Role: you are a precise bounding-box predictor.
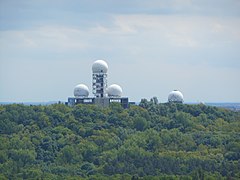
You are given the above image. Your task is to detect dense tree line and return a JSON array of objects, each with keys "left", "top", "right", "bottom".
[{"left": 0, "top": 99, "right": 240, "bottom": 179}]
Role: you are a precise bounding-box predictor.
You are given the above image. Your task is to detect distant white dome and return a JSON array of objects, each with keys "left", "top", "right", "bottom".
[
  {"left": 74, "top": 84, "right": 89, "bottom": 97},
  {"left": 107, "top": 84, "right": 123, "bottom": 97},
  {"left": 92, "top": 60, "right": 108, "bottom": 73},
  {"left": 168, "top": 90, "right": 184, "bottom": 103}
]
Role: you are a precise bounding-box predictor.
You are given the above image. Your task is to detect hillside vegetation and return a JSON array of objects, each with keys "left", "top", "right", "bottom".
[{"left": 0, "top": 99, "right": 240, "bottom": 179}]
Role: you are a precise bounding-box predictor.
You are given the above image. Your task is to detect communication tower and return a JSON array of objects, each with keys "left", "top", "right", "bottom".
[
  {"left": 92, "top": 60, "right": 108, "bottom": 98},
  {"left": 67, "top": 59, "right": 129, "bottom": 108}
]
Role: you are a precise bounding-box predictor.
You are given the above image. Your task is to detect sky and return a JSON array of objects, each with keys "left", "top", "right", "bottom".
[{"left": 0, "top": 0, "right": 240, "bottom": 103}]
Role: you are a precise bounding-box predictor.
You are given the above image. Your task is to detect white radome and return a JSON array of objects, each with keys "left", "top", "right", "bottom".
[
  {"left": 92, "top": 60, "right": 108, "bottom": 73},
  {"left": 107, "top": 84, "right": 123, "bottom": 97},
  {"left": 168, "top": 90, "right": 184, "bottom": 103},
  {"left": 74, "top": 84, "right": 89, "bottom": 97}
]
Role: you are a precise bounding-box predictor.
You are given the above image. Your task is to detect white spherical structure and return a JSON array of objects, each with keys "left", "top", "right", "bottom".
[
  {"left": 107, "top": 84, "right": 123, "bottom": 97},
  {"left": 168, "top": 90, "right": 184, "bottom": 103},
  {"left": 92, "top": 60, "right": 108, "bottom": 73},
  {"left": 74, "top": 84, "right": 89, "bottom": 97}
]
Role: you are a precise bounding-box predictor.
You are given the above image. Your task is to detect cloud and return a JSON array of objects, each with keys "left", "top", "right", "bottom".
[
  {"left": 1, "top": 0, "right": 240, "bottom": 32},
  {"left": 0, "top": 26, "right": 89, "bottom": 56},
  {"left": 1, "top": 13, "right": 239, "bottom": 66},
  {"left": 111, "top": 14, "right": 240, "bottom": 48}
]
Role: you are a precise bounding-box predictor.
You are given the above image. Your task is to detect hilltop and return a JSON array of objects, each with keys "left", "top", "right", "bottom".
[{"left": 0, "top": 100, "right": 240, "bottom": 179}]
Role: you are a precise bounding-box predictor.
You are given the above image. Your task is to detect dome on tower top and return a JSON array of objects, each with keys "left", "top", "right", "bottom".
[
  {"left": 168, "top": 90, "right": 184, "bottom": 103},
  {"left": 107, "top": 84, "right": 123, "bottom": 97},
  {"left": 92, "top": 60, "right": 108, "bottom": 73},
  {"left": 74, "top": 84, "right": 89, "bottom": 97}
]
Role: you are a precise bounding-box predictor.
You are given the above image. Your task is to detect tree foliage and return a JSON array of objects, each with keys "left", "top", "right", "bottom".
[{"left": 0, "top": 101, "right": 240, "bottom": 179}]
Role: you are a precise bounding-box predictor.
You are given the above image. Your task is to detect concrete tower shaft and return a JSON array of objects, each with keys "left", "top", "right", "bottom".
[{"left": 92, "top": 60, "right": 108, "bottom": 98}]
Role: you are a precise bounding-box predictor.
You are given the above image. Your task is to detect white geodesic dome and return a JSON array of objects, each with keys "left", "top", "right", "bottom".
[
  {"left": 92, "top": 60, "right": 108, "bottom": 73},
  {"left": 168, "top": 90, "right": 184, "bottom": 103},
  {"left": 107, "top": 84, "right": 123, "bottom": 97},
  {"left": 74, "top": 84, "right": 89, "bottom": 97}
]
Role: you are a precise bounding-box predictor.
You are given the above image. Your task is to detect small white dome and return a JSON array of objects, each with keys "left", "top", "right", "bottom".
[
  {"left": 107, "top": 84, "right": 123, "bottom": 97},
  {"left": 74, "top": 84, "right": 89, "bottom": 97},
  {"left": 168, "top": 90, "right": 184, "bottom": 103},
  {"left": 92, "top": 60, "right": 108, "bottom": 73}
]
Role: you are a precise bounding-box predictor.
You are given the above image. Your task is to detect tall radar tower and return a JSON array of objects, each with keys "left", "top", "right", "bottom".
[{"left": 92, "top": 60, "right": 108, "bottom": 98}]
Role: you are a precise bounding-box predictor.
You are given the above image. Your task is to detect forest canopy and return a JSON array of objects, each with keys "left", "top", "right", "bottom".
[{"left": 0, "top": 100, "right": 240, "bottom": 179}]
